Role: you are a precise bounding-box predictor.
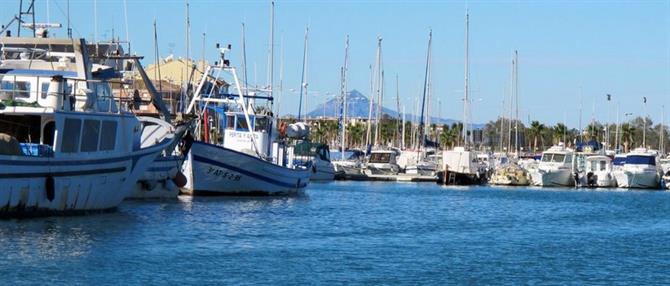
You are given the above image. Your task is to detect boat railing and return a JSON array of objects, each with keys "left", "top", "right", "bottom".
[{"left": 0, "top": 74, "right": 130, "bottom": 114}]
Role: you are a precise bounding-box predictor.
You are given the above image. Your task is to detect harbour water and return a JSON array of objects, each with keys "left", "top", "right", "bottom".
[{"left": 2, "top": 182, "right": 670, "bottom": 284}]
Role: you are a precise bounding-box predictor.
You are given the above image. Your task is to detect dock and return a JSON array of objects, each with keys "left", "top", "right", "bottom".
[{"left": 342, "top": 173, "right": 438, "bottom": 182}]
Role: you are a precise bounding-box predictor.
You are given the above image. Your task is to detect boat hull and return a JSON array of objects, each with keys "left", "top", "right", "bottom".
[
  {"left": 529, "top": 169, "right": 574, "bottom": 187},
  {"left": 310, "top": 159, "right": 336, "bottom": 181},
  {"left": 436, "top": 170, "right": 487, "bottom": 185},
  {"left": 365, "top": 163, "right": 400, "bottom": 175},
  {"left": 0, "top": 142, "right": 168, "bottom": 217},
  {"left": 183, "top": 141, "right": 311, "bottom": 195},
  {"left": 127, "top": 155, "right": 183, "bottom": 199},
  {"left": 614, "top": 170, "right": 660, "bottom": 189}
]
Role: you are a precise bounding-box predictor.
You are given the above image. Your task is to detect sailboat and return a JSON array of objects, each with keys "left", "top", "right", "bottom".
[
  {"left": 437, "top": 11, "right": 488, "bottom": 185},
  {"left": 181, "top": 45, "right": 311, "bottom": 195}
]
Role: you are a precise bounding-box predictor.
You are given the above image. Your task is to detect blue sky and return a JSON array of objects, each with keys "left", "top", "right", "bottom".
[{"left": 3, "top": 0, "right": 670, "bottom": 128}]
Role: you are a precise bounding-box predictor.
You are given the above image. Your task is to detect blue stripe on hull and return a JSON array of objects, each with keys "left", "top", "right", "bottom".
[{"left": 192, "top": 155, "right": 308, "bottom": 189}]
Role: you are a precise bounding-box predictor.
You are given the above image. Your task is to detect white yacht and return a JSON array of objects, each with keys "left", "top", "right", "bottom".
[
  {"left": 661, "top": 157, "right": 670, "bottom": 190},
  {"left": 332, "top": 149, "right": 365, "bottom": 178},
  {"left": 364, "top": 149, "right": 401, "bottom": 175},
  {"left": 528, "top": 145, "right": 575, "bottom": 187},
  {"left": 405, "top": 153, "right": 440, "bottom": 176},
  {"left": 0, "top": 37, "right": 174, "bottom": 216},
  {"left": 577, "top": 155, "right": 616, "bottom": 188},
  {"left": 181, "top": 48, "right": 311, "bottom": 195},
  {"left": 612, "top": 148, "right": 661, "bottom": 189},
  {"left": 293, "top": 141, "right": 335, "bottom": 181}
]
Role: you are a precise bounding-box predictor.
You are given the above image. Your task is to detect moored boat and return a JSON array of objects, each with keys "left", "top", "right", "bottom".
[{"left": 612, "top": 148, "right": 661, "bottom": 189}]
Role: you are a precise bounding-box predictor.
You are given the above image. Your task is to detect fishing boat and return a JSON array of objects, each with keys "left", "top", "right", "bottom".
[
  {"left": 364, "top": 149, "right": 401, "bottom": 175},
  {"left": 181, "top": 46, "right": 311, "bottom": 195},
  {"left": 438, "top": 147, "right": 488, "bottom": 185},
  {"left": 293, "top": 141, "right": 335, "bottom": 181},
  {"left": 0, "top": 37, "right": 174, "bottom": 216},
  {"left": 612, "top": 148, "right": 661, "bottom": 189},
  {"left": 528, "top": 144, "right": 575, "bottom": 187}
]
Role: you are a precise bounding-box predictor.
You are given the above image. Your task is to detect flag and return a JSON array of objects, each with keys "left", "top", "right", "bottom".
[
  {"left": 643, "top": 97, "right": 647, "bottom": 103},
  {"left": 606, "top": 94, "right": 611, "bottom": 101}
]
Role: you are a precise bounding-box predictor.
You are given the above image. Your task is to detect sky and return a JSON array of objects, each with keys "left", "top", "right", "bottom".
[{"left": 2, "top": 0, "right": 670, "bottom": 128}]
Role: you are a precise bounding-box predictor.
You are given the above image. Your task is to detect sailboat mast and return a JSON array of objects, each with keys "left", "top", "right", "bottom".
[
  {"left": 241, "top": 23, "right": 249, "bottom": 95},
  {"left": 396, "top": 74, "right": 401, "bottom": 148},
  {"left": 297, "top": 26, "right": 309, "bottom": 120},
  {"left": 514, "top": 50, "right": 519, "bottom": 153},
  {"left": 643, "top": 97, "right": 647, "bottom": 147},
  {"left": 366, "top": 64, "right": 374, "bottom": 148},
  {"left": 340, "top": 35, "right": 350, "bottom": 159},
  {"left": 268, "top": 1, "right": 275, "bottom": 111},
  {"left": 374, "top": 37, "right": 383, "bottom": 147},
  {"left": 507, "top": 53, "right": 513, "bottom": 152},
  {"left": 463, "top": 11, "right": 470, "bottom": 148},
  {"left": 418, "top": 30, "right": 432, "bottom": 154}
]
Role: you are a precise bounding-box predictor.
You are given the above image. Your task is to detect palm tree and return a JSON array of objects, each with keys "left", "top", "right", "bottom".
[
  {"left": 553, "top": 123, "right": 568, "bottom": 145},
  {"left": 620, "top": 123, "right": 635, "bottom": 153},
  {"left": 527, "top": 121, "right": 546, "bottom": 152},
  {"left": 440, "top": 125, "right": 458, "bottom": 150}
]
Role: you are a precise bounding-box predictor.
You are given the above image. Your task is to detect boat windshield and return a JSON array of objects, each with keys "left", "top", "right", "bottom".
[
  {"left": 541, "top": 153, "right": 566, "bottom": 163},
  {"left": 331, "top": 151, "right": 361, "bottom": 161},
  {"left": 369, "top": 152, "right": 392, "bottom": 163},
  {"left": 626, "top": 155, "right": 656, "bottom": 166}
]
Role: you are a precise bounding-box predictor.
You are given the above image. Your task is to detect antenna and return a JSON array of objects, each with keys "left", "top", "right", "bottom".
[{"left": 67, "top": 0, "right": 72, "bottom": 38}]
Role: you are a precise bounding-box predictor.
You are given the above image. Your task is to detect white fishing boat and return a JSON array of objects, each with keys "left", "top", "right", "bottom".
[
  {"left": 528, "top": 145, "right": 575, "bottom": 187},
  {"left": 0, "top": 37, "right": 173, "bottom": 216},
  {"left": 293, "top": 141, "right": 335, "bottom": 181},
  {"left": 612, "top": 148, "right": 660, "bottom": 189},
  {"left": 576, "top": 155, "right": 616, "bottom": 188},
  {"left": 364, "top": 149, "right": 401, "bottom": 175},
  {"left": 181, "top": 46, "right": 311, "bottom": 195}
]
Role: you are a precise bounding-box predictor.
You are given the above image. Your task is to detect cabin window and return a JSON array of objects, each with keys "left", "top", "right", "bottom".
[
  {"left": 236, "top": 115, "right": 252, "bottom": 131},
  {"left": 40, "top": 82, "right": 50, "bottom": 99},
  {"left": 256, "top": 117, "right": 269, "bottom": 132},
  {"left": 369, "top": 153, "right": 391, "bottom": 163},
  {"left": 552, "top": 154, "right": 566, "bottom": 163},
  {"left": 61, "top": 118, "right": 82, "bottom": 153},
  {"left": 99, "top": 120, "right": 117, "bottom": 151},
  {"left": 564, "top": 154, "right": 572, "bottom": 164},
  {"left": 226, "top": 115, "right": 235, "bottom": 130},
  {"left": 14, "top": 81, "right": 31, "bottom": 98},
  {"left": 80, "top": 119, "right": 101, "bottom": 152},
  {"left": 43, "top": 121, "right": 55, "bottom": 146}
]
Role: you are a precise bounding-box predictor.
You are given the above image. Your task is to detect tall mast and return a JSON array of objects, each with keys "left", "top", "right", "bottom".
[
  {"left": 418, "top": 30, "right": 432, "bottom": 154},
  {"left": 340, "top": 35, "right": 350, "bottom": 159},
  {"left": 507, "top": 53, "right": 513, "bottom": 152},
  {"left": 185, "top": 1, "right": 191, "bottom": 94},
  {"left": 615, "top": 102, "right": 620, "bottom": 152},
  {"left": 643, "top": 97, "right": 647, "bottom": 147},
  {"left": 268, "top": 1, "right": 275, "bottom": 112},
  {"left": 463, "top": 11, "right": 471, "bottom": 148},
  {"left": 241, "top": 23, "right": 248, "bottom": 95},
  {"left": 277, "top": 37, "right": 284, "bottom": 118},
  {"left": 661, "top": 105, "right": 665, "bottom": 154},
  {"left": 395, "top": 74, "right": 401, "bottom": 148},
  {"left": 514, "top": 50, "right": 519, "bottom": 153},
  {"left": 297, "top": 26, "right": 309, "bottom": 120},
  {"left": 365, "top": 64, "right": 374, "bottom": 148},
  {"left": 374, "top": 37, "right": 383, "bottom": 147}
]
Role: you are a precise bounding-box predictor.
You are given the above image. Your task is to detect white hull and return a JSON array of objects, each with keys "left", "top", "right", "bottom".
[
  {"left": 530, "top": 169, "right": 574, "bottom": 187},
  {"left": 614, "top": 170, "right": 660, "bottom": 189},
  {"left": 183, "top": 141, "right": 311, "bottom": 195},
  {"left": 310, "top": 159, "right": 336, "bottom": 181},
  {"left": 365, "top": 163, "right": 400, "bottom": 175},
  {"left": 578, "top": 171, "right": 616, "bottom": 188},
  {"left": 0, "top": 140, "right": 170, "bottom": 216},
  {"left": 333, "top": 161, "right": 363, "bottom": 175}
]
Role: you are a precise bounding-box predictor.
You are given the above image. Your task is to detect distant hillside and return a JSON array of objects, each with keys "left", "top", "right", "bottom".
[{"left": 304, "top": 89, "right": 482, "bottom": 127}]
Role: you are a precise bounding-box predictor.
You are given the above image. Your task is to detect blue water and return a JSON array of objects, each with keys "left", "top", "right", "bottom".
[{"left": 2, "top": 182, "right": 670, "bottom": 285}]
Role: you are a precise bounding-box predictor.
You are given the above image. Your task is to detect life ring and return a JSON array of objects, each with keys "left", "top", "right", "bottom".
[{"left": 279, "top": 122, "right": 287, "bottom": 136}]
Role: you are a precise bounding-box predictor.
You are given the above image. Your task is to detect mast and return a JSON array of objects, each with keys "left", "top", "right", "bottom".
[
  {"left": 277, "top": 37, "right": 284, "bottom": 118},
  {"left": 268, "top": 1, "right": 275, "bottom": 112},
  {"left": 395, "top": 74, "right": 401, "bottom": 148},
  {"left": 643, "top": 97, "right": 647, "bottom": 147},
  {"left": 297, "top": 26, "right": 309, "bottom": 120},
  {"left": 514, "top": 50, "right": 519, "bottom": 153},
  {"left": 418, "top": 30, "right": 432, "bottom": 154},
  {"left": 507, "top": 53, "right": 513, "bottom": 152},
  {"left": 662, "top": 105, "right": 665, "bottom": 155},
  {"left": 241, "top": 23, "right": 248, "bottom": 95},
  {"left": 615, "top": 102, "right": 620, "bottom": 152},
  {"left": 365, "top": 64, "right": 374, "bottom": 148},
  {"left": 463, "top": 11, "right": 471, "bottom": 147},
  {"left": 185, "top": 1, "right": 191, "bottom": 96},
  {"left": 373, "top": 37, "right": 383, "bottom": 147},
  {"left": 340, "top": 35, "right": 350, "bottom": 159},
  {"left": 402, "top": 106, "right": 406, "bottom": 150}
]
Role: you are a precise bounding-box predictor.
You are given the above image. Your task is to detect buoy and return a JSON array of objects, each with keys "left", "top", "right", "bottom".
[
  {"left": 172, "top": 170, "right": 188, "bottom": 188},
  {"left": 45, "top": 176, "right": 55, "bottom": 202}
]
